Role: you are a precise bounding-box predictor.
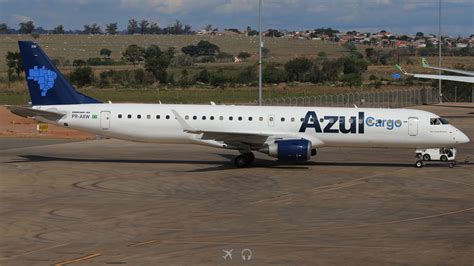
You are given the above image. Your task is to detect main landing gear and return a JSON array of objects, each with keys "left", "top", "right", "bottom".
[{"left": 234, "top": 152, "right": 255, "bottom": 168}]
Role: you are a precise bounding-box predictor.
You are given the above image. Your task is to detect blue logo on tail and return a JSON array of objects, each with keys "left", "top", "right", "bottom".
[{"left": 27, "top": 66, "right": 57, "bottom": 96}]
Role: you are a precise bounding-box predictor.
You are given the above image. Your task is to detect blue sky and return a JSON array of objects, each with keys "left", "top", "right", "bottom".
[{"left": 1, "top": 0, "right": 473, "bottom": 36}]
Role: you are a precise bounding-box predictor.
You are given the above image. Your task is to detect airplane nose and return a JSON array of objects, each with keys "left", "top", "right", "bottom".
[{"left": 457, "top": 131, "right": 470, "bottom": 144}]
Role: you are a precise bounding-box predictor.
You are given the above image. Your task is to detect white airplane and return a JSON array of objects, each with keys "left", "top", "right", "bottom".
[
  {"left": 396, "top": 58, "right": 474, "bottom": 83},
  {"left": 8, "top": 41, "right": 470, "bottom": 167}
]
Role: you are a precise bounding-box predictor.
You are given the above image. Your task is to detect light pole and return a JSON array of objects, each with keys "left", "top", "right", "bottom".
[
  {"left": 438, "top": 0, "right": 442, "bottom": 103},
  {"left": 258, "top": 0, "right": 263, "bottom": 106}
]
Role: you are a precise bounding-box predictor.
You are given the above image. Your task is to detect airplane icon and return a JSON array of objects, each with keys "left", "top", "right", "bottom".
[{"left": 222, "top": 249, "right": 233, "bottom": 260}]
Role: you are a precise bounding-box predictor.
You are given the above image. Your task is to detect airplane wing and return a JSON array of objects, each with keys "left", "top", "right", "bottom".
[
  {"left": 6, "top": 105, "right": 66, "bottom": 120},
  {"left": 395, "top": 65, "right": 474, "bottom": 83},
  {"left": 171, "top": 109, "right": 324, "bottom": 148},
  {"left": 422, "top": 58, "right": 474, "bottom": 76}
]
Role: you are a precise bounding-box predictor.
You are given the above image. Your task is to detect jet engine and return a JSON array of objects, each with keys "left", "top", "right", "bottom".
[{"left": 261, "top": 139, "right": 316, "bottom": 161}]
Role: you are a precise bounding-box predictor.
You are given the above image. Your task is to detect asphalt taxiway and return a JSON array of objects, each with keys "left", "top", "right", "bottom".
[{"left": 0, "top": 104, "right": 473, "bottom": 265}]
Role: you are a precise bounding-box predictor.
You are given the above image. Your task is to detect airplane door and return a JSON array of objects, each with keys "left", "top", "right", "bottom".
[
  {"left": 268, "top": 114, "right": 275, "bottom": 127},
  {"left": 408, "top": 117, "right": 418, "bottom": 136},
  {"left": 100, "top": 111, "right": 111, "bottom": 130}
]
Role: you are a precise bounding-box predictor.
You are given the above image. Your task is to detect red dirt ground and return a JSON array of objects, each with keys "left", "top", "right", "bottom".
[{"left": 0, "top": 107, "right": 94, "bottom": 139}]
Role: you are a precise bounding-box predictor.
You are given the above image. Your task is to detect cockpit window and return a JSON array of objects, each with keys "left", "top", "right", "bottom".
[
  {"left": 430, "top": 118, "right": 440, "bottom": 125},
  {"left": 430, "top": 118, "right": 449, "bottom": 125},
  {"left": 439, "top": 118, "right": 449, "bottom": 125}
]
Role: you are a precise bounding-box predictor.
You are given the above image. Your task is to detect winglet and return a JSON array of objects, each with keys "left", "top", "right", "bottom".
[
  {"left": 395, "top": 64, "right": 408, "bottom": 75},
  {"left": 421, "top": 58, "right": 429, "bottom": 68},
  {"left": 171, "top": 109, "right": 201, "bottom": 134}
]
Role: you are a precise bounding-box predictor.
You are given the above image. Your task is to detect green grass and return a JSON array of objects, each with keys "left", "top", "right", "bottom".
[{"left": 0, "top": 34, "right": 348, "bottom": 72}]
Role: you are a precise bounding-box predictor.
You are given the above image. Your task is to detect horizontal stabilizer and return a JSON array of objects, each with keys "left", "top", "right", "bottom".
[{"left": 7, "top": 105, "right": 65, "bottom": 120}]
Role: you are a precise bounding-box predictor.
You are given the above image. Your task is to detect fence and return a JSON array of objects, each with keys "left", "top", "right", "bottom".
[{"left": 258, "top": 87, "right": 439, "bottom": 108}]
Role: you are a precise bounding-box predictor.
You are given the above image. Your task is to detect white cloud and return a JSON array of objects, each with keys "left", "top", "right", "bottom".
[
  {"left": 120, "top": 0, "right": 208, "bottom": 13},
  {"left": 215, "top": 0, "right": 256, "bottom": 13},
  {"left": 11, "top": 14, "right": 32, "bottom": 23}
]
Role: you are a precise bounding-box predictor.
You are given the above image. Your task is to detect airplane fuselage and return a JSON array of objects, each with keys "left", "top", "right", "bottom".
[{"left": 33, "top": 103, "right": 469, "bottom": 150}]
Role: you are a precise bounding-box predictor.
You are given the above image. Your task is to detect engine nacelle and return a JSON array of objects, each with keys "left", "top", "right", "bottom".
[{"left": 263, "top": 139, "right": 315, "bottom": 161}]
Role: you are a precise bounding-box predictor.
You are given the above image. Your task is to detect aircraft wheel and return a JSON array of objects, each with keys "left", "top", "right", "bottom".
[
  {"left": 243, "top": 152, "right": 255, "bottom": 164},
  {"left": 234, "top": 155, "right": 248, "bottom": 168},
  {"left": 440, "top": 155, "right": 448, "bottom": 162},
  {"left": 415, "top": 160, "right": 423, "bottom": 168},
  {"left": 422, "top": 154, "right": 431, "bottom": 161}
]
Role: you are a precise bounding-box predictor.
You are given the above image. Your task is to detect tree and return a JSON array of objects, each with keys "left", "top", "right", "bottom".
[
  {"left": 122, "top": 44, "right": 145, "bottom": 66},
  {"left": 69, "top": 67, "right": 94, "bottom": 86},
  {"left": 6, "top": 51, "right": 23, "bottom": 80},
  {"left": 19, "top": 21, "right": 35, "bottom": 34},
  {"left": 0, "top": 23, "right": 9, "bottom": 34},
  {"left": 266, "top": 29, "right": 282, "bottom": 37},
  {"left": 262, "top": 47, "right": 270, "bottom": 58},
  {"left": 204, "top": 24, "right": 213, "bottom": 32},
  {"left": 100, "top": 48, "right": 112, "bottom": 58},
  {"left": 139, "top": 19, "right": 149, "bottom": 34},
  {"left": 182, "top": 40, "right": 220, "bottom": 57},
  {"left": 183, "top": 24, "right": 192, "bottom": 34},
  {"left": 72, "top": 59, "right": 87, "bottom": 67},
  {"left": 83, "top": 23, "right": 102, "bottom": 34},
  {"left": 341, "top": 73, "right": 362, "bottom": 87},
  {"left": 246, "top": 26, "right": 258, "bottom": 36},
  {"left": 52, "top": 25, "right": 65, "bottom": 34},
  {"left": 195, "top": 69, "right": 210, "bottom": 84},
  {"left": 237, "top": 52, "right": 251, "bottom": 59},
  {"left": 365, "top": 48, "right": 376, "bottom": 62},
  {"left": 105, "top": 23, "right": 118, "bottom": 35},
  {"left": 263, "top": 63, "right": 288, "bottom": 83},
  {"left": 343, "top": 42, "right": 357, "bottom": 53},
  {"left": 149, "top": 22, "right": 160, "bottom": 34},
  {"left": 144, "top": 45, "right": 174, "bottom": 83},
  {"left": 169, "top": 19, "right": 183, "bottom": 34},
  {"left": 127, "top": 18, "right": 139, "bottom": 34},
  {"left": 416, "top": 32, "right": 424, "bottom": 38},
  {"left": 284, "top": 57, "right": 313, "bottom": 81}
]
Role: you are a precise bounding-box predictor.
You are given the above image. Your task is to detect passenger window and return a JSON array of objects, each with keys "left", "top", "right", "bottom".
[
  {"left": 202, "top": 116, "right": 206, "bottom": 120},
  {"left": 185, "top": 115, "right": 189, "bottom": 120},
  {"left": 219, "top": 116, "right": 224, "bottom": 120},
  {"left": 166, "top": 115, "right": 170, "bottom": 120},
  {"left": 156, "top": 115, "right": 160, "bottom": 119},
  {"left": 229, "top": 116, "right": 233, "bottom": 121},
  {"left": 291, "top": 117, "right": 295, "bottom": 122},
  {"left": 147, "top": 114, "right": 151, "bottom": 119},
  {"left": 128, "top": 114, "right": 132, "bottom": 119},
  {"left": 281, "top": 117, "right": 285, "bottom": 122},
  {"left": 249, "top": 117, "right": 253, "bottom": 121},
  {"left": 193, "top": 115, "right": 197, "bottom": 120},
  {"left": 238, "top": 116, "right": 242, "bottom": 121},
  {"left": 269, "top": 117, "right": 274, "bottom": 122},
  {"left": 210, "top": 116, "right": 214, "bottom": 120},
  {"left": 300, "top": 118, "right": 304, "bottom": 122},
  {"left": 118, "top": 114, "right": 122, "bottom": 119},
  {"left": 137, "top": 115, "right": 141, "bottom": 119},
  {"left": 259, "top": 117, "right": 263, "bottom": 121}
]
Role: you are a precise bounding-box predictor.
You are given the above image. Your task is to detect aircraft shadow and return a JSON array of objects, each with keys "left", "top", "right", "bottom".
[{"left": 3, "top": 154, "right": 451, "bottom": 173}]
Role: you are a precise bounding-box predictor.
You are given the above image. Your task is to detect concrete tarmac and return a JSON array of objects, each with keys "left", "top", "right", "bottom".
[{"left": 0, "top": 104, "right": 473, "bottom": 265}]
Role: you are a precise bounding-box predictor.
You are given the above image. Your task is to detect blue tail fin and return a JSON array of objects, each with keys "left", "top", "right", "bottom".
[{"left": 18, "top": 41, "right": 101, "bottom": 106}]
